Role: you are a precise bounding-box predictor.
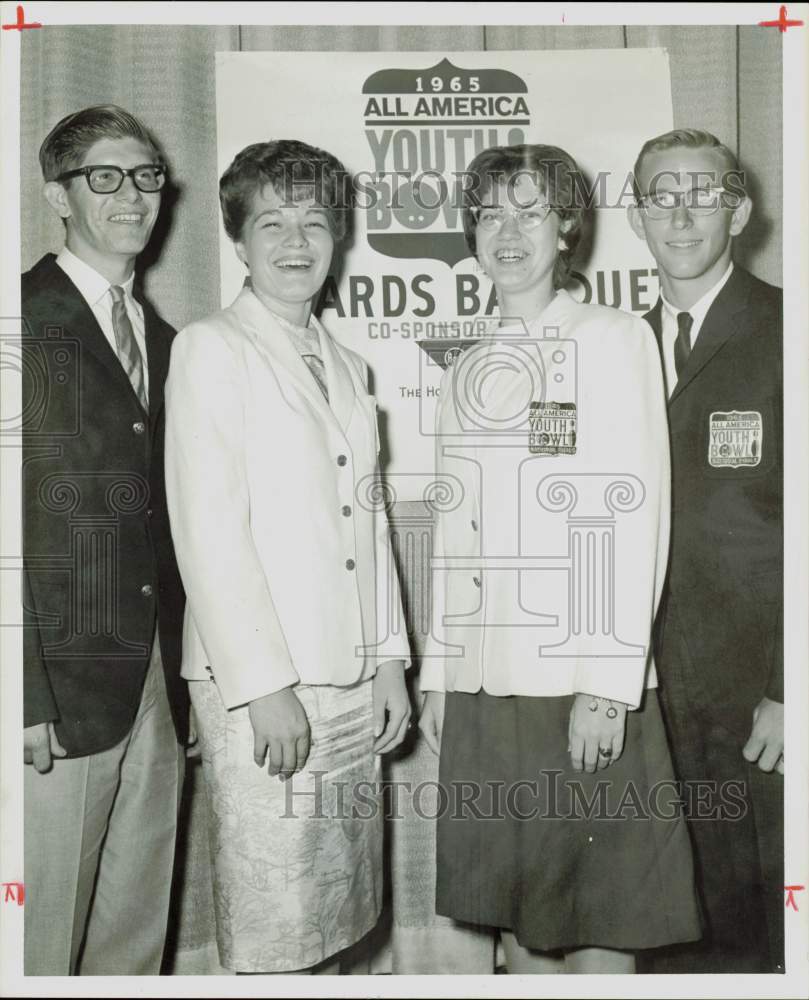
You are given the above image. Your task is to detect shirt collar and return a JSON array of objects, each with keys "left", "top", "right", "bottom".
[
  {"left": 661, "top": 261, "right": 734, "bottom": 329},
  {"left": 243, "top": 277, "right": 321, "bottom": 354},
  {"left": 56, "top": 246, "right": 136, "bottom": 308},
  {"left": 486, "top": 289, "right": 567, "bottom": 338}
]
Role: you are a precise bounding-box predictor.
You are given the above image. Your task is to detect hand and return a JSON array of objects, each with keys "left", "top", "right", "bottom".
[
  {"left": 372, "top": 660, "right": 411, "bottom": 754},
  {"left": 248, "top": 687, "right": 310, "bottom": 781},
  {"left": 186, "top": 704, "right": 201, "bottom": 759},
  {"left": 418, "top": 690, "right": 445, "bottom": 756},
  {"left": 568, "top": 694, "right": 627, "bottom": 773},
  {"left": 23, "top": 722, "right": 67, "bottom": 774},
  {"left": 743, "top": 697, "right": 784, "bottom": 773}
]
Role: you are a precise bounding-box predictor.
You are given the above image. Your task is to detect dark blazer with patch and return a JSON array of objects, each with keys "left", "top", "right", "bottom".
[
  {"left": 645, "top": 265, "right": 783, "bottom": 738},
  {"left": 22, "top": 253, "right": 189, "bottom": 755}
]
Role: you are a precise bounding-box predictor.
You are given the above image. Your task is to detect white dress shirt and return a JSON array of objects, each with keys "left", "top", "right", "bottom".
[
  {"left": 56, "top": 246, "right": 149, "bottom": 399},
  {"left": 660, "top": 262, "right": 733, "bottom": 397}
]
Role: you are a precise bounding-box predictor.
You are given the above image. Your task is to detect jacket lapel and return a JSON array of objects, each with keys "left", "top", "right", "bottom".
[
  {"left": 313, "top": 315, "right": 359, "bottom": 432},
  {"left": 135, "top": 284, "right": 167, "bottom": 427},
  {"left": 645, "top": 298, "right": 664, "bottom": 356},
  {"left": 231, "top": 287, "right": 354, "bottom": 429},
  {"left": 36, "top": 257, "right": 144, "bottom": 408},
  {"left": 669, "top": 267, "right": 750, "bottom": 406}
]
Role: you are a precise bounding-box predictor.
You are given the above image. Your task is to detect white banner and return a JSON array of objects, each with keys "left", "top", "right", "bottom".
[{"left": 216, "top": 50, "right": 673, "bottom": 482}]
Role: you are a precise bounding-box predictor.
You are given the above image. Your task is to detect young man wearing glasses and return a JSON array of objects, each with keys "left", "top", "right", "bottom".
[
  {"left": 628, "top": 129, "right": 783, "bottom": 973},
  {"left": 22, "top": 105, "right": 188, "bottom": 975}
]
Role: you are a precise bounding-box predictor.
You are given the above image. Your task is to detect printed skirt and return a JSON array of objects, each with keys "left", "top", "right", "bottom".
[
  {"left": 191, "top": 677, "right": 382, "bottom": 972},
  {"left": 436, "top": 688, "right": 703, "bottom": 953}
]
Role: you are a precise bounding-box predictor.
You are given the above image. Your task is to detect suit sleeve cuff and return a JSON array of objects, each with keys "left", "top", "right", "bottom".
[
  {"left": 215, "top": 662, "right": 301, "bottom": 711},
  {"left": 417, "top": 658, "right": 446, "bottom": 693},
  {"left": 574, "top": 660, "right": 648, "bottom": 711}
]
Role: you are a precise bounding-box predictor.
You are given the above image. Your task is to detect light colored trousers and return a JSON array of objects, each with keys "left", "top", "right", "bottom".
[{"left": 24, "top": 640, "right": 184, "bottom": 975}]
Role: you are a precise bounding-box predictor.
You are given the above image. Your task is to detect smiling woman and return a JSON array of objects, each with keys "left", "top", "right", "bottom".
[
  {"left": 233, "top": 187, "right": 334, "bottom": 324},
  {"left": 164, "top": 139, "right": 411, "bottom": 974},
  {"left": 419, "top": 142, "right": 702, "bottom": 975},
  {"left": 219, "top": 139, "right": 352, "bottom": 326}
]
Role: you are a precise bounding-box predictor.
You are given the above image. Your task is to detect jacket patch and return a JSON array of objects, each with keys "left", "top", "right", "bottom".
[
  {"left": 708, "top": 410, "right": 763, "bottom": 468},
  {"left": 529, "top": 401, "right": 577, "bottom": 455}
]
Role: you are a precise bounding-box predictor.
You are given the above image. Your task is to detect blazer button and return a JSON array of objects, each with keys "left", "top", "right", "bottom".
[
  {"left": 472, "top": 576, "right": 481, "bottom": 588},
  {"left": 342, "top": 505, "right": 352, "bottom": 517},
  {"left": 471, "top": 519, "right": 478, "bottom": 531},
  {"left": 337, "top": 454, "right": 348, "bottom": 467},
  {"left": 346, "top": 558, "right": 355, "bottom": 570},
  {"left": 146, "top": 508, "right": 154, "bottom": 518},
  {"left": 133, "top": 421, "right": 146, "bottom": 435},
  {"left": 141, "top": 583, "right": 154, "bottom": 597}
]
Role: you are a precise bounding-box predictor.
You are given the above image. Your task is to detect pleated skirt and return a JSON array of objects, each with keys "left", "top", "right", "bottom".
[{"left": 436, "top": 688, "right": 703, "bottom": 953}]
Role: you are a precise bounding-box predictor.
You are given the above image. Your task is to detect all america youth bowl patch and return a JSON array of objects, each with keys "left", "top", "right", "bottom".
[
  {"left": 529, "top": 401, "right": 577, "bottom": 455},
  {"left": 708, "top": 410, "right": 763, "bottom": 468}
]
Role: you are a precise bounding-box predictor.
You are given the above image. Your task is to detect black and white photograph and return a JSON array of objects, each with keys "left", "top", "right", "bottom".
[{"left": 1, "top": 3, "right": 807, "bottom": 996}]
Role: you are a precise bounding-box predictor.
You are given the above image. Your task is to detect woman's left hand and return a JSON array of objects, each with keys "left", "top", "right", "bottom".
[
  {"left": 568, "top": 694, "right": 628, "bottom": 773},
  {"left": 372, "top": 660, "right": 411, "bottom": 754}
]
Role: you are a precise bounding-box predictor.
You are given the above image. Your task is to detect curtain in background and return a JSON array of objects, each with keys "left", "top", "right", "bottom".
[
  {"left": 21, "top": 24, "right": 782, "bottom": 334},
  {"left": 19, "top": 22, "right": 784, "bottom": 976}
]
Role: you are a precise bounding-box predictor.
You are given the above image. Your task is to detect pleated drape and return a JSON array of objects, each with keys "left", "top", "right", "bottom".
[
  {"left": 21, "top": 23, "right": 782, "bottom": 334},
  {"left": 21, "top": 26, "right": 236, "bottom": 331}
]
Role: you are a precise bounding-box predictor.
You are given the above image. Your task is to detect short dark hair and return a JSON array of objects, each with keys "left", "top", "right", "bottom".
[
  {"left": 461, "top": 144, "right": 586, "bottom": 289},
  {"left": 39, "top": 104, "right": 163, "bottom": 183},
  {"left": 219, "top": 139, "right": 353, "bottom": 244},
  {"left": 632, "top": 128, "right": 743, "bottom": 200}
]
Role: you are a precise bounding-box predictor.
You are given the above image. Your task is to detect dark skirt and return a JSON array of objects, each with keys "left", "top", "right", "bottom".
[{"left": 436, "top": 688, "right": 702, "bottom": 953}]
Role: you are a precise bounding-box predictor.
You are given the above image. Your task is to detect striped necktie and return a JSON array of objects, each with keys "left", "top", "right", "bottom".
[
  {"left": 674, "top": 311, "right": 693, "bottom": 381},
  {"left": 110, "top": 285, "right": 148, "bottom": 411},
  {"left": 301, "top": 352, "right": 329, "bottom": 402}
]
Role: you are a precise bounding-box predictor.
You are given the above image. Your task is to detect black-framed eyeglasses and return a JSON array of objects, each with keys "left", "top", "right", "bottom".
[
  {"left": 637, "top": 186, "right": 742, "bottom": 219},
  {"left": 56, "top": 164, "right": 166, "bottom": 194}
]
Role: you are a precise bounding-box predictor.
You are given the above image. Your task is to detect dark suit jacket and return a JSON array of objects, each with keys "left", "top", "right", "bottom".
[
  {"left": 645, "top": 265, "right": 783, "bottom": 738},
  {"left": 22, "top": 253, "right": 189, "bottom": 755}
]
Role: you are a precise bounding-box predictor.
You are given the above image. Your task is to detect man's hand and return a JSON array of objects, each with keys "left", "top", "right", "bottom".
[
  {"left": 372, "top": 660, "right": 411, "bottom": 754},
  {"left": 248, "top": 686, "right": 310, "bottom": 781},
  {"left": 743, "top": 697, "right": 784, "bottom": 774},
  {"left": 23, "top": 722, "right": 67, "bottom": 774},
  {"left": 418, "top": 690, "right": 445, "bottom": 756},
  {"left": 569, "top": 694, "right": 627, "bottom": 773}
]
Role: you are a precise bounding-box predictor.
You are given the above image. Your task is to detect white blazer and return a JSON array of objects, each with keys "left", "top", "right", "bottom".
[
  {"left": 165, "top": 286, "right": 410, "bottom": 710},
  {"left": 419, "top": 291, "right": 670, "bottom": 709}
]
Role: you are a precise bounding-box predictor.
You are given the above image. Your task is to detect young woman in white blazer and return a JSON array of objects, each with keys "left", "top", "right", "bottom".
[
  {"left": 418, "top": 144, "right": 701, "bottom": 973},
  {"left": 165, "top": 140, "right": 411, "bottom": 973}
]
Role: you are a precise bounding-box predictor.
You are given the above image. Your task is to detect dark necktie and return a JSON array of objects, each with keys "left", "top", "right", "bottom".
[
  {"left": 674, "top": 311, "right": 693, "bottom": 380},
  {"left": 110, "top": 285, "right": 148, "bottom": 411}
]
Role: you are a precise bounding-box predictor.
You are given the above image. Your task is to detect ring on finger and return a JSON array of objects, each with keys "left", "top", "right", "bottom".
[{"left": 598, "top": 746, "right": 613, "bottom": 759}]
